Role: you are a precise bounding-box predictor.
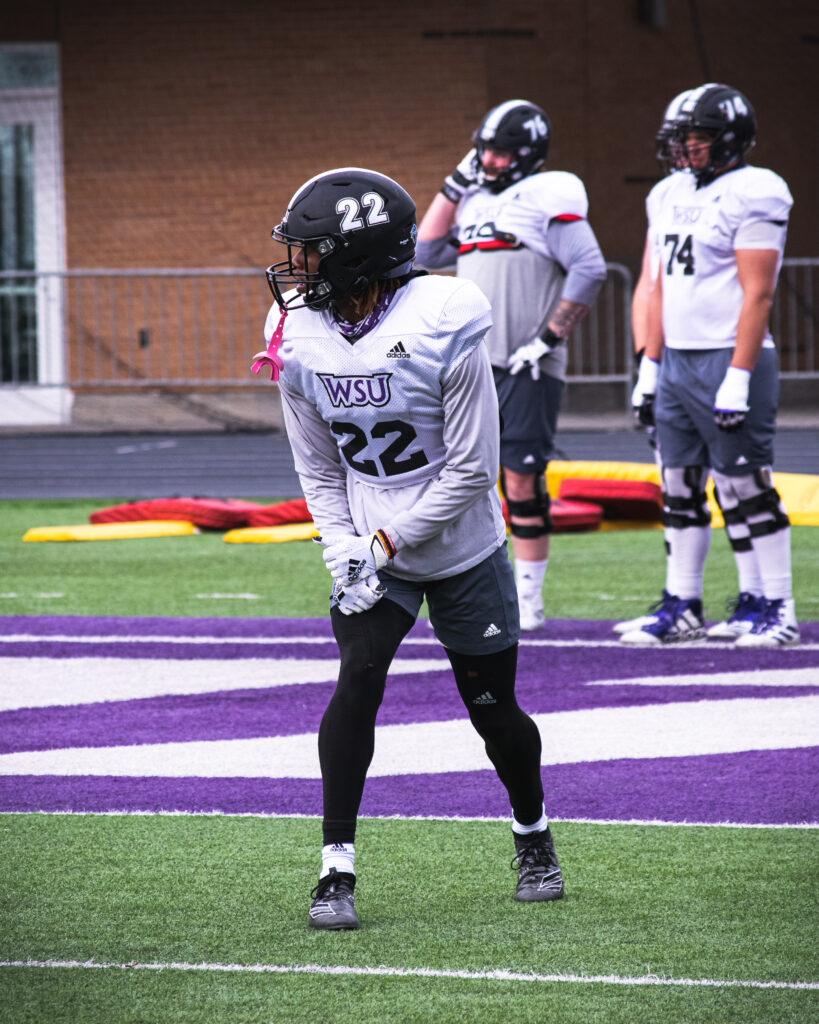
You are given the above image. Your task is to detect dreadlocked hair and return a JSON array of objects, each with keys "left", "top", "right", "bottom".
[{"left": 346, "top": 277, "right": 405, "bottom": 320}]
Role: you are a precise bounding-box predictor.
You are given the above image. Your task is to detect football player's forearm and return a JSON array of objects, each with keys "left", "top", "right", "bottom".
[
  {"left": 546, "top": 299, "right": 588, "bottom": 339},
  {"left": 417, "top": 192, "right": 458, "bottom": 241},
  {"left": 732, "top": 294, "right": 772, "bottom": 372}
]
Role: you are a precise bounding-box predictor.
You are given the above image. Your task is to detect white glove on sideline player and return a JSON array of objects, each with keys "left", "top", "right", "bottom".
[
  {"left": 331, "top": 576, "right": 386, "bottom": 616},
  {"left": 441, "top": 149, "right": 479, "bottom": 204},
  {"left": 631, "top": 355, "right": 660, "bottom": 429},
  {"left": 713, "top": 365, "right": 751, "bottom": 432},
  {"left": 507, "top": 330, "right": 563, "bottom": 380},
  {"left": 321, "top": 530, "right": 397, "bottom": 586}
]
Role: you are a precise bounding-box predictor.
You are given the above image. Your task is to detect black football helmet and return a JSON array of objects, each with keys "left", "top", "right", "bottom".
[
  {"left": 655, "top": 89, "right": 693, "bottom": 174},
  {"left": 674, "top": 83, "right": 756, "bottom": 187},
  {"left": 471, "top": 99, "right": 551, "bottom": 193},
  {"left": 267, "top": 168, "right": 417, "bottom": 311}
]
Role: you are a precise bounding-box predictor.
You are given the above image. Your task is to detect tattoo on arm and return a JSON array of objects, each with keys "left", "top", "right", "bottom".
[{"left": 548, "top": 300, "right": 589, "bottom": 338}]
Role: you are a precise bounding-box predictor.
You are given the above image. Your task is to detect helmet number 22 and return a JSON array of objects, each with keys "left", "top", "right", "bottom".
[
  {"left": 335, "top": 192, "right": 390, "bottom": 233},
  {"left": 664, "top": 233, "right": 695, "bottom": 276}
]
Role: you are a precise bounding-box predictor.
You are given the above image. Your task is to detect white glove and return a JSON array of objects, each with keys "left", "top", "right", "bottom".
[
  {"left": 321, "top": 530, "right": 397, "bottom": 586},
  {"left": 713, "top": 365, "right": 751, "bottom": 432},
  {"left": 507, "top": 336, "right": 558, "bottom": 380},
  {"left": 631, "top": 355, "right": 660, "bottom": 429},
  {"left": 441, "top": 149, "right": 479, "bottom": 203},
  {"left": 331, "top": 576, "right": 386, "bottom": 616}
]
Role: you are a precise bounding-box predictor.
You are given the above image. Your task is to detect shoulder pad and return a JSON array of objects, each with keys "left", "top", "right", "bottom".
[
  {"left": 517, "top": 171, "right": 589, "bottom": 221},
  {"left": 726, "top": 166, "right": 793, "bottom": 224}
]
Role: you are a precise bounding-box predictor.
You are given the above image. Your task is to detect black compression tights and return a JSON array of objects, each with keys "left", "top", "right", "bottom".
[
  {"left": 446, "top": 645, "right": 544, "bottom": 827},
  {"left": 321, "top": 599, "right": 415, "bottom": 845},
  {"left": 320, "top": 600, "right": 543, "bottom": 844}
]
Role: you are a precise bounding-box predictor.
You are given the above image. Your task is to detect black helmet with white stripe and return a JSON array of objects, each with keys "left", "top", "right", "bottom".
[
  {"left": 471, "top": 99, "right": 552, "bottom": 193},
  {"left": 267, "top": 168, "right": 417, "bottom": 311},
  {"left": 674, "top": 83, "right": 756, "bottom": 187}
]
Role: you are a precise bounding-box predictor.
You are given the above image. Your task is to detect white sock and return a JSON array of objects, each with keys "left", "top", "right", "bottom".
[
  {"left": 752, "top": 526, "right": 793, "bottom": 601},
  {"left": 732, "top": 547, "right": 763, "bottom": 596},
  {"left": 516, "top": 559, "right": 547, "bottom": 603},
  {"left": 320, "top": 842, "right": 355, "bottom": 878},
  {"left": 665, "top": 526, "right": 711, "bottom": 600},
  {"left": 512, "top": 805, "right": 548, "bottom": 836}
]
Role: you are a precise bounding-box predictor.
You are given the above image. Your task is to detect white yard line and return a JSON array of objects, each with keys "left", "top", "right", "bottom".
[
  {"left": 1, "top": 810, "right": 816, "bottom": 828},
  {"left": 3, "top": 632, "right": 818, "bottom": 651},
  {"left": 0, "top": 959, "right": 815, "bottom": 991}
]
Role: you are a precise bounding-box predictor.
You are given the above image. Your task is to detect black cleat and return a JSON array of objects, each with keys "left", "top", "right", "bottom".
[
  {"left": 308, "top": 868, "right": 359, "bottom": 930},
  {"left": 512, "top": 827, "right": 565, "bottom": 903}
]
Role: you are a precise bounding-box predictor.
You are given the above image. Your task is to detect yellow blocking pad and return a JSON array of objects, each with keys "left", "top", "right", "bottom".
[
  {"left": 22, "top": 521, "right": 199, "bottom": 542},
  {"left": 223, "top": 523, "right": 319, "bottom": 544},
  {"left": 546, "top": 461, "right": 819, "bottom": 528}
]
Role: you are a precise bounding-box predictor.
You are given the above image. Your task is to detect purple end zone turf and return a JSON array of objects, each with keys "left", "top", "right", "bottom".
[{"left": 1, "top": 615, "right": 817, "bottom": 824}]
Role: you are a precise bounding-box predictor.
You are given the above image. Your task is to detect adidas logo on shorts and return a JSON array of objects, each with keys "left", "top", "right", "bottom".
[
  {"left": 483, "top": 623, "right": 501, "bottom": 638},
  {"left": 386, "top": 341, "right": 410, "bottom": 359}
]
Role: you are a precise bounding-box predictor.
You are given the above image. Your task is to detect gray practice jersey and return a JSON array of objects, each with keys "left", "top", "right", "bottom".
[
  {"left": 269, "top": 274, "right": 507, "bottom": 582},
  {"left": 416, "top": 171, "right": 606, "bottom": 382}
]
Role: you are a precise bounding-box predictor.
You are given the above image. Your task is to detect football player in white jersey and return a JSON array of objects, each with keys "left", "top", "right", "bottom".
[
  {"left": 415, "top": 100, "right": 606, "bottom": 631},
  {"left": 622, "top": 84, "right": 798, "bottom": 647},
  {"left": 260, "top": 168, "right": 564, "bottom": 930}
]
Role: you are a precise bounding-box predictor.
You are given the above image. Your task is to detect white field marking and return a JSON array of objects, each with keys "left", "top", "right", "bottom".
[
  {"left": 1, "top": 656, "right": 815, "bottom": 713},
  {"left": 1, "top": 695, "right": 816, "bottom": 778},
  {"left": 3, "top": 632, "right": 817, "bottom": 651},
  {"left": 195, "top": 593, "right": 260, "bottom": 600},
  {"left": 1, "top": 960, "right": 816, "bottom": 990},
  {"left": 2, "top": 810, "right": 816, "bottom": 828},
  {"left": 591, "top": 669, "right": 819, "bottom": 688},
  {"left": 0, "top": 657, "right": 450, "bottom": 712}
]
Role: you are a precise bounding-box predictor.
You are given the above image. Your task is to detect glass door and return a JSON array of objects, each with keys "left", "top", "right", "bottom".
[{"left": 0, "top": 45, "right": 67, "bottom": 421}]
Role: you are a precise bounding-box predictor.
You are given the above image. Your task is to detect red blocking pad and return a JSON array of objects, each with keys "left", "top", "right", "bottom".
[
  {"left": 558, "top": 477, "right": 663, "bottom": 521},
  {"left": 245, "top": 498, "right": 312, "bottom": 527},
  {"left": 89, "top": 498, "right": 263, "bottom": 530},
  {"left": 502, "top": 497, "right": 602, "bottom": 533}
]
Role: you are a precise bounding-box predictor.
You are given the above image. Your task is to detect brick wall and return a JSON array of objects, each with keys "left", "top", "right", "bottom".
[{"left": 4, "top": 0, "right": 818, "bottom": 274}]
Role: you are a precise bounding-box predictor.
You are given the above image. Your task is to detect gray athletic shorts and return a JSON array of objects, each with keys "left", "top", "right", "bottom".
[
  {"left": 655, "top": 347, "right": 779, "bottom": 476},
  {"left": 493, "top": 367, "right": 564, "bottom": 474},
  {"left": 377, "top": 543, "right": 520, "bottom": 655}
]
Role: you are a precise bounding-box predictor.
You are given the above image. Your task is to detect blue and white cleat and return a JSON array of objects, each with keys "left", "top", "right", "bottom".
[
  {"left": 707, "top": 591, "right": 767, "bottom": 639},
  {"left": 619, "top": 595, "right": 705, "bottom": 645},
  {"left": 735, "top": 598, "right": 800, "bottom": 648}
]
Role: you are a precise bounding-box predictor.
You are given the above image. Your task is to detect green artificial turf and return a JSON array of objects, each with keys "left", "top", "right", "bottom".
[
  {"left": 1, "top": 815, "right": 817, "bottom": 1023},
  {"left": 1, "top": 498, "right": 817, "bottom": 621}
]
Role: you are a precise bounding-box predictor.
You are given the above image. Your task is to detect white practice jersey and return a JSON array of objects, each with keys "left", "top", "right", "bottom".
[
  {"left": 269, "top": 274, "right": 508, "bottom": 582},
  {"left": 454, "top": 171, "right": 589, "bottom": 378},
  {"left": 647, "top": 165, "right": 792, "bottom": 349}
]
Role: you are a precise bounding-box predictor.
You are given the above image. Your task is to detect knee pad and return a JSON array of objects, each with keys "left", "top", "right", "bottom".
[
  {"left": 661, "top": 465, "right": 711, "bottom": 529},
  {"left": 712, "top": 467, "right": 790, "bottom": 549},
  {"left": 501, "top": 468, "right": 553, "bottom": 538}
]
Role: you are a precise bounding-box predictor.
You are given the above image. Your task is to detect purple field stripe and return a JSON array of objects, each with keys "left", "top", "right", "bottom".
[
  {"left": 0, "top": 748, "right": 815, "bottom": 824},
  {"left": 2, "top": 614, "right": 818, "bottom": 646},
  {"left": 3, "top": 663, "right": 817, "bottom": 754},
  {"left": 3, "top": 679, "right": 817, "bottom": 755}
]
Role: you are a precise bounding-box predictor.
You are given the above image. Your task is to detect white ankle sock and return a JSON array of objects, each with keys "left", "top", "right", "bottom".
[
  {"left": 321, "top": 842, "right": 355, "bottom": 878},
  {"left": 512, "top": 805, "right": 548, "bottom": 835}
]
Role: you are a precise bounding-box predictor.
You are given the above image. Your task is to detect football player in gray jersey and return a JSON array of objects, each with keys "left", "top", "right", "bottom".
[
  {"left": 259, "top": 168, "right": 564, "bottom": 930},
  {"left": 416, "top": 100, "right": 606, "bottom": 631}
]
